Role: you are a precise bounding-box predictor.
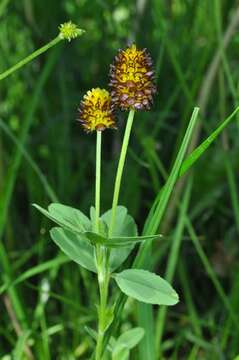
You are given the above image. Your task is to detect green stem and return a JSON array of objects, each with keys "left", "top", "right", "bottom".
[
  {"left": 95, "top": 247, "right": 110, "bottom": 360},
  {"left": 94, "top": 130, "right": 109, "bottom": 359},
  {"left": 109, "top": 109, "right": 135, "bottom": 236},
  {"left": 0, "top": 36, "right": 61, "bottom": 81},
  {"left": 95, "top": 131, "right": 102, "bottom": 233}
]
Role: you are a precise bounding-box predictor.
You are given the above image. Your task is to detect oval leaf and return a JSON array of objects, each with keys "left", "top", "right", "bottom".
[
  {"left": 113, "top": 348, "right": 129, "bottom": 360},
  {"left": 49, "top": 203, "right": 91, "bottom": 230},
  {"left": 50, "top": 227, "right": 96, "bottom": 273},
  {"left": 33, "top": 203, "right": 91, "bottom": 234},
  {"left": 101, "top": 206, "right": 138, "bottom": 270},
  {"left": 114, "top": 327, "right": 145, "bottom": 351},
  {"left": 113, "top": 269, "right": 179, "bottom": 306}
]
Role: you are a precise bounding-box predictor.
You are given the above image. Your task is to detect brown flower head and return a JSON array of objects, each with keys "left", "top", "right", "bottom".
[
  {"left": 109, "top": 44, "right": 156, "bottom": 111},
  {"left": 78, "top": 88, "right": 116, "bottom": 132}
]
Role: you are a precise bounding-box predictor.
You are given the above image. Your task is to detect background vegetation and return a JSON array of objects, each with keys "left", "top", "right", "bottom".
[{"left": 1, "top": 0, "right": 239, "bottom": 359}]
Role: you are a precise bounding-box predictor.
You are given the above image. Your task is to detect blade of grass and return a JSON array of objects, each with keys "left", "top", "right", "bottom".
[
  {"left": 155, "top": 178, "right": 193, "bottom": 356},
  {"left": 137, "top": 302, "right": 155, "bottom": 360},
  {"left": 12, "top": 330, "right": 32, "bottom": 360},
  {"left": 0, "top": 255, "right": 69, "bottom": 294},
  {"left": 179, "top": 106, "right": 239, "bottom": 177},
  {"left": 137, "top": 107, "right": 199, "bottom": 264}
]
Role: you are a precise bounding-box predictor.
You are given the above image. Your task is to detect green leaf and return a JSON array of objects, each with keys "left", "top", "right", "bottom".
[
  {"left": 101, "top": 206, "right": 138, "bottom": 270},
  {"left": 113, "top": 348, "right": 129, "bottom": 360},
  {"left": 12, "top": 330, "right": 32, "bottom": 359},
  {"left": 85, "top": 326, "right": 98, "bottom": 342},
  {"left": 179, "top": 106, "right": 239, "bottom": 177},
  {"left": 113, "top": 269, "right": 179, "bottom": 305},
  {"left": 84, "top": 326, "right": 116, "bottom": 353},
  {"left": 90, "top": 206, "right": 108, "bottom": 236},
  {"left": 0, "top": 255, "right": 70, "bottom": 295},
  {"left": 84, "top": 231, "right": 106, "bottom": 245},
  {"left": 84, "top": 232, "right": 162, "bottom": 248},
  {"left": 101, "top": 206, "right": 137, "bottom": 237},
  {"left": 50, "top": 227, "right": 96, "bottom": 273},
  {"left": 114, "top": 327, "right": 145, "bottom": 351},
  {"left": 108, "top": 234, "right": 162, "bottom": 248},
  {"left": 102, "top": 305, "right": 114, "bottom": 333},
  {"left": 142, "top": 107, "right": 199, "bottom": 239},
  {"left": 33, "top": 203, "right": 91, "bottom": 234}
]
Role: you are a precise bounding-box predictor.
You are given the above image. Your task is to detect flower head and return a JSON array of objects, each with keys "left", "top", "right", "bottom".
[
  {"left": 59, "top": 21, "right": 84, "bottom": 42},
  {"left": 78, "top": 88, "right": 116, "bottom": 132},
  {"left": 109, "top": 44, "right": 156, "bottom": 111}
]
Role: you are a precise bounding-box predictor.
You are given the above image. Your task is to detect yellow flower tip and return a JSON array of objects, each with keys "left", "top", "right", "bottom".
[
  {"left": 58, "top": 21, "right": 85, "bottom": 42},
  {"left": 109, "top": 43, "right": 156, "bottom": 111},
  {"left": 78, "top": 88, "right": 116, "bottom": 133}
]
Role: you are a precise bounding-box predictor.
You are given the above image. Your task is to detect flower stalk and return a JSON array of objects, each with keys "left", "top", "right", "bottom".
[
  {"left": 0, "top": 21, "right": 84, "bottom": 81},
  {"left": 95, "top": 139, "right": 111, "bottom": 359},
  {"left": 109, "top": 109, "right": 135, "bottom": 237},
  {"left": 94, "top": 129, "right": 110, "bottom": 360},
  {"left": 95, "top": 246, "right": 110, "bottom": 360},
  {"left": 78, "top": 88, "right": 116, "bottom": 360},
  {"left": 95, "top": 131, "right": 102, "bottom": 233}
]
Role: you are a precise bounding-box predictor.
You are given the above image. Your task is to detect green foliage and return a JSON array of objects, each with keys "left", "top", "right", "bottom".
[
  {"left": 33, "top": 203, "right": 91, "bottom": 233},
  {"left": 50, "top": 227, "right": 96, "bottom": 272},
  {"left": 112, "top": 327, "right": 145, "bottom": 360},
  {"left": 113, "top": 269, "right": 179, "bottom": 306},
  {"left": 35, "top": 204, "right": 140, "bottom": 271},
  {"left": 101, "top": 206, "right": 138, "bottom": 270}
]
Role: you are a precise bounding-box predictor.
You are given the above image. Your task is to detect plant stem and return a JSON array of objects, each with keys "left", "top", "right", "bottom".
[
  {"left": 0, "top": 36, "right": 61, "bottom": 81},
  {"left": 95, "top": 247, "right": 110, "bottom": 360},
  {"left": 95, "top": 131, "right": 102, "bottom": 233},
  {"left": 94, "top": 130, "right": 109, "bottom": 359},
  {"left": 109, "top": 109, "right": 135, "bottom": 237}
]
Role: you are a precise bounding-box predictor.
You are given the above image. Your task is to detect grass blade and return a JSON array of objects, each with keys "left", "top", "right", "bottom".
[
  {"left": 0, "top": 255, "right": 70, "bottom": 295},
  {"left": 138, "top": 107, "right": 200, "bottom": 264},
  {"left": 155, "top": 179, "right": 193, "bottom": 356},
  {"left": 179, "top": 106, "right": 239, "bottom": 177}
]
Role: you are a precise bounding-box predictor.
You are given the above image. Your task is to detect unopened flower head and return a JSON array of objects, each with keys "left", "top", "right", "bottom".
[
  {"left": 78, "top": 88, "right": 116, "bottom": 132},
  {"left": 109, "top": 44, "right": 156, "bottom": 111},
  {"left": 59, "top": 21, "right": 84, "bottom": 42}
]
